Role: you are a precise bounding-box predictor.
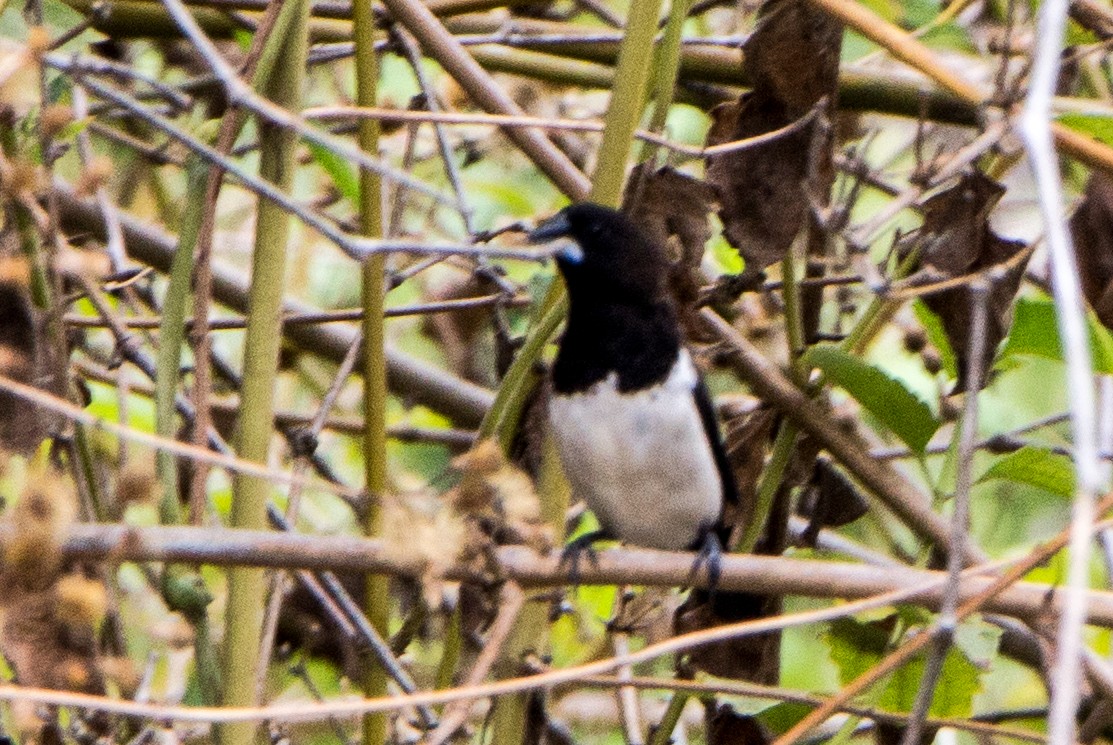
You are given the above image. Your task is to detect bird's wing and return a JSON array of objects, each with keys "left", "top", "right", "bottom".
[{"left": 692, "top": 372, "right": 739, "bottom": 507}]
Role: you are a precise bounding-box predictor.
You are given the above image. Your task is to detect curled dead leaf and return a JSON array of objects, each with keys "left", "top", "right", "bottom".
[
  {"left": 900, "top": 171, "right": 1030, "bottom": 392},
  {"left": 706, "top": 0, "right": 842, "bottom": 280},
  {"left": 625, "top": 164, "right": 717, "bottom": 338},
  {"left": 1071, "top": 171, "right": 1113, "bottom": 328}
]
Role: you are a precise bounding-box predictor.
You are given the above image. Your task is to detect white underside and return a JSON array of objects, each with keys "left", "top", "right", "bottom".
[{"left": 548, "top": 350, "right": 721, "bottom": 551}]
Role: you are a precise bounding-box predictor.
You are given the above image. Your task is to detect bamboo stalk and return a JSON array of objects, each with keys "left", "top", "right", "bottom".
[
  {"left": 353, "top": 0, "right": 391, "bottom": 740},
  {"left": 217, "top": 0, "right": 309, "bottom": 741}
]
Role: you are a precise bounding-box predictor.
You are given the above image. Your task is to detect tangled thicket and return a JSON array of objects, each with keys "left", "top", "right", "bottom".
[{"left": 2, "top": 0, "right": 1113, "bottom": 742}]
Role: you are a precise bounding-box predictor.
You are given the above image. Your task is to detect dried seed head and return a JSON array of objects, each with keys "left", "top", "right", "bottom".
[
  {"left": 54, "top": 574, "right": 108, "bottom": 631},
  {"left": 75, "top": 156, "right": 113, "bottom": 196},
  {"left": 7, "top": 468, "right": 77, "bottom": 589},
  {"left": 116, "top": 461, "right": 156, "bottom": 506},
  {"left": 39, "top": 104, "right": 73, "bottom": 139}
]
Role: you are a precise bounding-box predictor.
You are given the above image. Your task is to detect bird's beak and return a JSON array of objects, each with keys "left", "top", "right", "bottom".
[
  {"left": 527, "top": 211, "right": 571, "bottom": 243},
  {"left": 528, "top": 212, "right": 584, "bottom": 265}
]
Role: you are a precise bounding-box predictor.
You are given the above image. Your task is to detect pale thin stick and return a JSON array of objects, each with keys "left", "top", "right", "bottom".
[
  {"left": 1019, "top": 0, "right": 1102, "bottom": 742},
  {"left": 0, "top": 374, "right": 362, "bottom": 500},
  {"left": 0, "top": 579, "right": 971, "bottom": 724},
  {"left": 423, "top": 584, "right": 527, "bottom": 745}
]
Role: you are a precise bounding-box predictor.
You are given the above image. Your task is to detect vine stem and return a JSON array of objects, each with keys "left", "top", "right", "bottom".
[{"left": 217, "top": 0, "right": 309, "bottom": 741}]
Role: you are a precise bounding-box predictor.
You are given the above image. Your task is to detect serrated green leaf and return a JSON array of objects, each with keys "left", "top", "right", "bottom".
[
  {"left": 1060, "top": 114, "right": 1113, "bottom": 148},
  {"left": 877, "top": 646, "right": 981, "bottom": 717},
  {"left": 828, "top": 616, "right": 987, "bottom": 718},
  {"left": 978, "top": 446, "right": 1076, "bottom": 499},
  {"left": 307, "top": 141, "right": 359, "bottom": 206},
  {"left": 808, "top": 345, "right": 939, "bottom": 453},
  {"left": 827, "top": 616, "right": 894, "bottom": 685},
  {"left": 1001, "top": 297, "right": 1113, "bottom": 374}
]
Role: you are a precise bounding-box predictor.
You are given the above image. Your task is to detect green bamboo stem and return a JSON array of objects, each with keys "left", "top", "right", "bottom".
[
  {"left": 646, "top": 690, "right": 690, "bottom": 745},
  {"left": 640, "top": 0, "right": 695, "bottom": 159},
  {"left": 151, "top": 157, "right": 224, "bottom": 704},
  {"left": 478, "top": 0, "right": 665, "bottom": 448},
  {"left": 217, "top": 0, "right": 309, "bottom": 741},
  {"left": 590, "top": 0, "right": 666, "bottom": 203},
  {"left": 353, "top": 0, "right": 391, "bottom": 741},
  {"left": 156, "top": 159, "right": 206, "bottom": 526},
  {"left": 485, "top": 1, "right": 663, "bottom": 740}
]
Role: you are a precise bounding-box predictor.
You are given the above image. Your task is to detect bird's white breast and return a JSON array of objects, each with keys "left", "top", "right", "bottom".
[{"left": 548, "top": 350, "right": 722, "bottom": 551}]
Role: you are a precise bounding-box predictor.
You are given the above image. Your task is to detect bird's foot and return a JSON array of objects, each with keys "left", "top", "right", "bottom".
[
  {"left": 689, "top": 530, "right": 724, "bottom": 601},
  {"left": 558, "top": 530, "right": 607, "bottom": 589}
]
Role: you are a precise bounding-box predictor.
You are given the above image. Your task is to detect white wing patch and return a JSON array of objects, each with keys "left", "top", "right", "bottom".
[{"left": 548, "top": 350, "right": 722, "bottom": 551}]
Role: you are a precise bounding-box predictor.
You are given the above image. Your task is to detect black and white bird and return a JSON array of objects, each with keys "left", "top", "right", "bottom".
[{"left": 529, "top": 202, "right": 739, "bottom": 584}]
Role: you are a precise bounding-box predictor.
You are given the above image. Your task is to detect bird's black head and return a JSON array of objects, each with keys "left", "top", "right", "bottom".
[{"left": 528, "top": 202, "right": 668, "bottom": 304}]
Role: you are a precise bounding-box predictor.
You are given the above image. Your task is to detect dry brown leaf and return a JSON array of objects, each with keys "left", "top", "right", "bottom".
[
  {"left": 743, "top": 0, "right": 843, "bottom": 117},
  {"left": 706, "top": 0, "right": 842, "bottom": 280},
  {"left": 1071, "top": 171, "right": 1113, "bottom": 328},
  {"left": 903, "top": 171, "right": 1030, "bottom": 392},
  {"left": 795, "top": 456, "right": 869, "bottom": 546},
  {"left": 722, "top": 405, "right": 777, "bottom": 532},
  {"left": 0, "top": 281, "right": 45, "bottom": 454},
  {"left": 625, "top": 164, "right": 717, "bottom": 338},
  {"left": 706, "top": 94, "right": 814, "bottom": 279}
]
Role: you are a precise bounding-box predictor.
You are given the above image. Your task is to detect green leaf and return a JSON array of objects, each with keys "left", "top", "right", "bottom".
[
  {"left": 978, "top": 446, "right": 1076, "bottom": 499},
  {"left": 807, "top": 345, "right": 939, "bottom": 453},
  {"left": 1059, "top": 113, "right": 1113, "bottom": 148},
  {"left": 913, "top": 300, "right": 957, "bottom": 379},
  {"left": 827, "top": 616, "right": 988, "bottom": 718},
  {"left": 919, "top": 22, "right": 976, "bottom": 53},
  {"left": 877, "top": 646, "right": 982, "bottom": 717},
  {"left": 1001, "top": 297, "right": 1113, "bottom": 374},
  {"left": 756, "top": 702, "right": 815, "bottom": 734},
  {"left": 955, "top": 619, "right": 1003, "bottom": 665},
  {"left": 827, "top": 616, "right": 893, "bottom": 685},
  {"left": 307, "top": 141, "right": 359, "bottom": 206}
]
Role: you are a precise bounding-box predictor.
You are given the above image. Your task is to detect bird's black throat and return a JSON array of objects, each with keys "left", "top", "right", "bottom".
[{"left": 551, "top": 296, "right": 682, "bottom": 394}]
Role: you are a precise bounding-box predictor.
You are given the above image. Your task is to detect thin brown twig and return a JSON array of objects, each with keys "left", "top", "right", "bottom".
[
  {"left": 302, "top": 104, "right": 820, "bottom": 159},
  {"left": 771, "top": 488, "right": 1113, "bottom": 745},
  {"left": 55, "top": 182, "right": 498, "bottom": 426},
  {"left": 0, "top": 373, "right": 364, "bottom": 500},
  {"left": 573, "top": 676, "right": 1043, "bottom": 742},
  {"left": 62, "top": 294, "right": 530, "bottom": 329},
  {"left": 899, "top": 280, "right": 990, "bottom": 745},
  {"left": 423, "top": 584, "right": 527, "bottom": 745},
  {"left": 804, "top": 0, "right": 1113, "bottom": 174},
  {"left": 884, "top": 242, "right": 1037, "bottom": 301}
]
